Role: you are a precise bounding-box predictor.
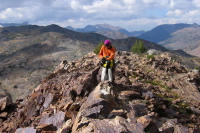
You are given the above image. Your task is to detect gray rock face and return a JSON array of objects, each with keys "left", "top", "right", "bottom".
[
  {"left": 16, "top": 127, "right": 37, "bottom": 133},
  {"left": 39, "top": 111, "right": 65, "bottom": 129},
  {"left": 0, "top": 96, "right": 12, "bottom": 111},
  {"left": 147, "top": 49, "right": 160, "bottom": 55},
  {"left": 71, "top": 81, "right": 145, "bottom": 133}
]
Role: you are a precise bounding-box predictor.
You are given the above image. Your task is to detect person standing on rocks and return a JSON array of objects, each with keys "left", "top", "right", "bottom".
[{"left": 98, "top": 39, "right": 116, "bottom": 82}]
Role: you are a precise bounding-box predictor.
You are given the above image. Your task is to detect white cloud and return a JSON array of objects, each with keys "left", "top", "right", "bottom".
[
  {"left": 79, "top": 18, "right": 87, "bottom": 22},
  {"left": 170, "top": 0, "right": 175, "bottom": 7},
  {"left": 67, "top": 19, "right": 75, "bottom": 23},
  {"left": 70, "top": 0, "right": 82, "bottom": 11},
  {"left": 123, "top": 0, "right": 136, "bottom": 5},
  {"left": 0, "top": 8, "right": 23, "bottom": 20},
  {"left": 193, "top": 0, "right": 200, "bottom": 7},
  {"left": 142, "top": 0, "right": 154, "bottom": 4},
  {"left": 51, "top": 0, "right": 70, "bottom": 8},
  {"left": 0, "top": 0, "right": 200, "bottom": 31},
  {"left": 168, "top": 0, "right": 194, "bottom": 10},
  {"left": 186, "top": 10, "right": 200, "bottom": 17},
  {"left": 111, "top": 18, "right": 181, "bottom": 31},
  {"left": 167, "top": 9, "right": 183, "bottom": 17},
  {"left": 82, "top": 0, "right": 128, "bottom": 14}
]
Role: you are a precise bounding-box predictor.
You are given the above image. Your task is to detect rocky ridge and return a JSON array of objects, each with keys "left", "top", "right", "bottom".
[
  {"left": 0, "top": 51, "right": 200, "bottom": 133},
  {"left": 1, "top": 24, "right": 180, "bottom": 102}
]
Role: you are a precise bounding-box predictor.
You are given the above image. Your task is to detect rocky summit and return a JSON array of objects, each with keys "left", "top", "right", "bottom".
[{"left": 0, "top": 51, "right": 200, "bottom": 133}]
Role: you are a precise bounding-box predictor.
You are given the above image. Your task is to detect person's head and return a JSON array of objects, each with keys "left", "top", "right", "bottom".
[{"left": 104, "top": 39, "right": 112, "bottom": 49}]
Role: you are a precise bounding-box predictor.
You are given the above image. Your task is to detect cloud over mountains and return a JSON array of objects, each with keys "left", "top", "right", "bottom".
[{"left": 0, "top": 0, "right": 200, "bottom": 31}]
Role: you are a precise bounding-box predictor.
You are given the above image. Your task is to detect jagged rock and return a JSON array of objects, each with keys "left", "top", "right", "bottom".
[
  {"left": 71, "top": 81, "right": 147, "bottom": 132},
  {"left": 72, "top": 81, "right": 114, "bottom": 132},
  {"left": 43, "top": 92, "right": 53, "bottom": 109},
  {"left": 26, "top": 100, "right": 37, "bottom": 119},
  {"left": 156, "top": 118, "right": 178, "bottom": 132},
  {"left": 54, "top": 60, "right": 68, "bottom": 74},
  {"left": 115, "top": 75, "right": 131, "bottom": 85},
  {"left": 192, "top": 69, "right": 199, "bottom": 75},
  {"left": 174, "top": 124, "right": 189, "bottom": 133},
  {"left": 16, "top": 127, "right": 37, "bottom": 133},
  {"left": 72, "top": 81, "right": 115, "bottom": 130},
  {"left": 39, "top": 111, "right": 65, "bottom": 130},
  {"left": 164, "top": 108, "right": 179, "bottom": 118},
  {"left": 145, "top": 84, "right": 154, "bottom": 90},
  {"left": 36, "top": 124, "right": 57, "bottom": 131},
  {"left": 142, "top": 91, "right": 154, "bottom": 99},
  {"left": 190, "top": 106, "right": 200, "bottom": 114},
  {"left": 119, "top": 90, "right": 141, "bottom": 100},
  {"left": 156, "top": 118, "right": 190, "bottom": 133},
  {"left": 56, "top": 119, "right": 72, "bottom": 133},
  {"left": 1, "top": 51, "right": 200, "bottom": 132},
  {"left": 109, "top": 109, "right": 125, "bottom": 117},
  {"left": 126, "top": 102, "right": 148, "bottom": 121},
  {"left": 0, "top": 96, "right": 12, "bottom": 111},
  {"left": 147, "top": 49, "right": 160, "bottom": 55},
  {"left": 0, "top": 112, "right": 7, "bottom": 118},
  {"left": 137, "top": 115, "right": 152, "bottom": 129},
  {"left": 73, "top": 116, "right": 145, "bottom": 133}
]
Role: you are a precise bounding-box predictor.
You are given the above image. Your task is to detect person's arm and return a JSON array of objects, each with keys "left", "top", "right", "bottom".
[
  {"left": 107, "top": 47, "right": 116, "bottom": 60},
  {"left": 98, "top": 46, "right": 104, "bottom": 59}
]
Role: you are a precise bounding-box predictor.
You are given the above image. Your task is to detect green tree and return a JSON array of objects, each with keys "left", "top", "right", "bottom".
[
  {"left": 94, "top": 41, "right": 104, "bottom": 55},
  {"left": 131, "top": 39, "right": 147, "bottom": 54}
]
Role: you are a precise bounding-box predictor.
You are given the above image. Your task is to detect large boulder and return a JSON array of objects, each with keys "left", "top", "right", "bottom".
[
  {"left": 0, "top": 96, "right": 12, "bottom": 111},
  {"left": 72, "top": 81, "right": 145, "bottom": 133}
]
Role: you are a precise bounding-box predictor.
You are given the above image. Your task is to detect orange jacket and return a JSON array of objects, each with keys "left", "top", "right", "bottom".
[{"left": 98, "top": 45, "right": 116, "bottom": 60}]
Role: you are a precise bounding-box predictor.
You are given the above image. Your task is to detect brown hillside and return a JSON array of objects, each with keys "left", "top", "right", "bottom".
[
  {"left": 158, "top": 27, "right": 200, "bottom": 57},
  {"left": 188, "top": 45, "right": 200, "bottom": 57},
  {"left": 0, "top": 32, "right": 96, "bottom": 101},
  {"left": 96, "top": 30, "right": 129, "bottom": 39}
]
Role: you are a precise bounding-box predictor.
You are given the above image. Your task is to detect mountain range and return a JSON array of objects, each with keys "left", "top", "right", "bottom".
[
  {"left": 67, "top": 23, "right": 200, "bottom": 57},
  {"left": 0, "top": 24, "right": 199, "bottom": 102},
  {"left": 66, "top": 24, "right": 146, "bottom": 37},
  {"left": 138, "top": 23, "right": 196, "bottom": 44},
  {"left": 2, "top": 22, "right": 200, "bottom": 57},
  {"left": 0, "top": 21, "right": 29, "bottom": 27},
  {"left": 137, "top": 23, "right": 200, "bottom": 56}
]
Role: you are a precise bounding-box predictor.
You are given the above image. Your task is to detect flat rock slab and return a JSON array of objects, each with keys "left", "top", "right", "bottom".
[
  {"left": 16, "top": 127, "right": 36, "bottom": 133},
  {"left": 39, "top": 111, "right": 65, "bottom": 130}
]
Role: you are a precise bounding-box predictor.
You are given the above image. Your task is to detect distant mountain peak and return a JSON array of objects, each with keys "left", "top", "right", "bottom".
[
  {"left": 138, "top": 23, "right": 199, "bottom": 43},
  {"left": 137, "top": 23, "right": 200, "bottom": 57},
  {"left": 0, "top": 21, "right": 29, "bottom": 27},
  {"left": 95, "top": 24, "right": 122, "bottom": 30},
  {"left": 65, "top": 23, "right": 146, "bottom": 38},
  {"left": 66, "top": 26, "right": 75, "bottom": 31}
]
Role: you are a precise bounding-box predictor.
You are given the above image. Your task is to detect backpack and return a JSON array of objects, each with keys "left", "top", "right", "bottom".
[{"left": 102, "top": 60, "right": 114, "bottom": 68}]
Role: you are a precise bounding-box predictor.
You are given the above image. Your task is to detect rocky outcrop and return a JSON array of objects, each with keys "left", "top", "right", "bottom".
[{"left": 0, "top": 51, "right": 200, "bottom": 132}]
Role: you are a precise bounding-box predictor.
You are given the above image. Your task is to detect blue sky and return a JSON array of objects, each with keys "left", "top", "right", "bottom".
[{"left": 0, "top": 0, "right": 200, "bottom": 31}]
